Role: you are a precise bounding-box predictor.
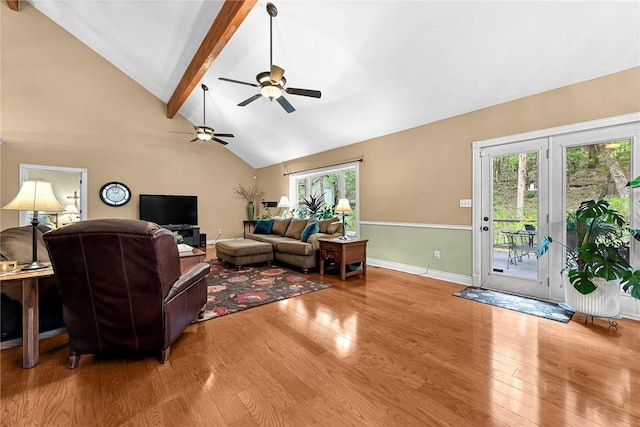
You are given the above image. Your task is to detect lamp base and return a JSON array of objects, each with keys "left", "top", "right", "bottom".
[
  {"left": 21, "top": 261, "right": 49, "bottom": 271},
  {"left": 337, "top": 235, "right": 350, "bottom": 240}
]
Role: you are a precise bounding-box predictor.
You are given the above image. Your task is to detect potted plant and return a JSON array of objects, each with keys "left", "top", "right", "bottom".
[
  {"left": 298, "top": 193, "right": 326, "bottom": 219},
  {"left": 538, "top": 182, "right": 640, "bottom": 316},
  {"left": 233, "top": 184, "right": 266, "bottom": 221}
]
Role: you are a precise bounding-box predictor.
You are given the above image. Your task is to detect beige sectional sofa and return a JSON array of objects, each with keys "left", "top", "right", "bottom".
[{"left": 245, "top": 217, "right": 343, "bottom": 273}]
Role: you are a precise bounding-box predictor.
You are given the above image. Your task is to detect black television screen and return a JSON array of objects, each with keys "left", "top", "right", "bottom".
[{"left": 139, "top": 194, "right": 198, "bottom": 226}]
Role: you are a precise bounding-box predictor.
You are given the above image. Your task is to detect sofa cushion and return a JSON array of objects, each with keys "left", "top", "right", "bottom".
[
  {"left": 284, "top": 218, "right": 310, "bottom": 240},
  {"left": 276, "top": 241, "right": 314, "bottom": 256},
  {"left": 271, "top": 218, "right": 292, "bottom": 236},
  {"left": 301, "top": 220, "right": 319, "bottom": 242},
  {"left": 254, "top": 218, "right": 274, "bottom": 234},
  {"left": 0, "top": 226, "right": 50, "bottom": 263}
]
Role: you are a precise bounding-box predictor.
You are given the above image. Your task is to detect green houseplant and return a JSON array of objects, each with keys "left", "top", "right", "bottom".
[{"left": 538, "top": 179, "right": 640, "bottom": 302}]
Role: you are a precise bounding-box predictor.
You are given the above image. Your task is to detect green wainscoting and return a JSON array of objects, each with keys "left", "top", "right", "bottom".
[{"left": 360, "top": 223, "right": 472, "bottom": 277}]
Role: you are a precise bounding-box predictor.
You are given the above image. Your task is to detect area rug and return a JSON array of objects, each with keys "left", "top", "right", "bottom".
[
  {"left": 454, "top": 287, "right": 574, "bottom": 323},
  {"left": 194, "top": 260, "right": 331, "bottom": 322}
]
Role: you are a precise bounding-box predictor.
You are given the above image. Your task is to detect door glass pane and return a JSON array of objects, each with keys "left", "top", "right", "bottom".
[
  {"left": 492, "top": 152, "right": 539, "bottom": 279},
  {"left": 565, "top": 139, "right": 631, "bottom": 261},
  {"left": 344, "top": 170, "right": 356, "bottom": 235},
  {"left": 295, "top": 178, "right": 307, "bottom": 213}
]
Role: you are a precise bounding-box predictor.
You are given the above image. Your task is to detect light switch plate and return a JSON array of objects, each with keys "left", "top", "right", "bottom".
[{"left": 459, "top": 199, "right": 472, "bottom": 208}]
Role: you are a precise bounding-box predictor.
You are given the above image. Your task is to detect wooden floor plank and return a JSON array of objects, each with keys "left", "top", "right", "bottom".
[{"left": 2, "top": 247, "right": 639, "bottom": 426}]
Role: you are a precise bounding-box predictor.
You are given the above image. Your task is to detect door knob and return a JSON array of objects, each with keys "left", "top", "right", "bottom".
[{"left": 482, "top": 226, "right": 489, "bottom": 231}]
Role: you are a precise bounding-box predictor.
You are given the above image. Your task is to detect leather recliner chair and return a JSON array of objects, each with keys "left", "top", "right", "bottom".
[{"left": 43, "top": 219, "right": 210, "bottom": 369}]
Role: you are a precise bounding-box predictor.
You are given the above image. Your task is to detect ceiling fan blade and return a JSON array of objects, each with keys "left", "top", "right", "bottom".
[
  {"left": 189, "top": 137, "right": 199, "bottom": 143},
  {"left": 276, "top": 95, "right": 296, "bottom": 113},
  {"left": 212, "top": 137, "right": 229, "bottom": 146},
  {"left": 219, "top": 77, "right": 259, "bottom": 87},
  {"left": 285, "top": 87, "right": 321, "bottom": 98},
  {"left": 270, "top": 65, "right": 285, "bottom": 83},
  {"left": 238, "top": 94, "right": 262, "bottom": 106},
  {"left": 213, "top": 133, "right": 234, "bottom": 138}
]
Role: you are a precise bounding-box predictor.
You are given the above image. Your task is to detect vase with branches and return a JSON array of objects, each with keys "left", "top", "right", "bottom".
[{"left": 234, "top": 184, "right": 266, "bottom": 221}]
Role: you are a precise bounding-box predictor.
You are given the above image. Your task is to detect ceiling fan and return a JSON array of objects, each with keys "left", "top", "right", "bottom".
[
  {"left": 172, "top": 83, "right": 234, "bottom": 145},
  {"left": 218, "top": 2, "right": 321, "bottom": 113}
]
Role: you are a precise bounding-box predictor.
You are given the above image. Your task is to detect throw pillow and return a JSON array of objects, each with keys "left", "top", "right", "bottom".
[
  {"left": 301, "top": 220, "right": 320, "bottom": 242},
  {"left": 318, "top": 218, "right": 335, "bottom": 234},
  {"left": 326, "top": 221, "right": 343, "bottom": 235},
  {"left": 284, "top": 218, "right": 310, "bottom": 240},
  {"left": 253, "top": 219, "right": 274, "bottom": 234}
]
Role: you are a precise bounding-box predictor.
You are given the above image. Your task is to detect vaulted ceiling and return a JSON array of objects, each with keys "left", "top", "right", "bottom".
[{"left": 16, "top": 0, "right": 640, "bottom": 168}]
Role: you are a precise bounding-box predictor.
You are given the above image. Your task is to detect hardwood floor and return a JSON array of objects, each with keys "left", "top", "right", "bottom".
[{"left": 2, "top": 247, "right": 639, "bottom": 426}]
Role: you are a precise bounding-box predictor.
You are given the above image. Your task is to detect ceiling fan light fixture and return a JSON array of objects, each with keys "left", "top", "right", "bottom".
[
  {"left": 195, "top": 126, "right": 214, "bottom": 141},
  {"left": 261, "top": 85, "right": 282, "bottom": 100}
]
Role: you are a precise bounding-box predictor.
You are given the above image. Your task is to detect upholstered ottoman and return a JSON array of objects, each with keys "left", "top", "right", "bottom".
[{"left": 215, "top": 239, "right": 273, "bottom": 270}]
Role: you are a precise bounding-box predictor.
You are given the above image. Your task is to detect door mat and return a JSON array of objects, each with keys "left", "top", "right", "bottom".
[{"left": 454, "top": 287, "right": 574, "bottom": 323}]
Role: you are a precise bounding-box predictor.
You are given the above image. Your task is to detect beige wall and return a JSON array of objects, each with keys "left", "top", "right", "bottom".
[
  {"left": 257, "top": 67, "right": 640, "bottom": 226},
  {"left": 2, "top": 4, "right": 639, "bottom": 277},
  {"left": 1, "top": 4, "right": 255, "bottom": 239}
]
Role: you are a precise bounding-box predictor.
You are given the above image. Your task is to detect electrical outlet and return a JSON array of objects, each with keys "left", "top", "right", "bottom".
[{"left": 434, "top": 250, "right": 441, "bottom": 260}]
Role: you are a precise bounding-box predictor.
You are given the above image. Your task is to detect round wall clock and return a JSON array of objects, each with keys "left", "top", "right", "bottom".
[{"left": 99, "top": 182, "right": 131, "bottom": 206}]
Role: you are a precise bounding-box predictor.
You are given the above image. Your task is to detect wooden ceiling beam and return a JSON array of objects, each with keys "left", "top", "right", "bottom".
[
  {"left": 166, "top": 0, "right": 257, "bottom": 118},
  {"left": 6, "top": 1, "right": 21, "bottom": 11}
]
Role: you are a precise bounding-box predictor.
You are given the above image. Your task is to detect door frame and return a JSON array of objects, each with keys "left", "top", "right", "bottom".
[
  {"left": 473, "top": 113, "right": 640, "bottom": 301},
  {"left": 18, "top": 164, "right": 88, "bottom": 226}
]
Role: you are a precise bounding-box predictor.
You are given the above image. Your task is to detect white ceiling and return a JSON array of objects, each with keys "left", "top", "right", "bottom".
[{"left": 28, "top": 0, "right": 640, "bottom": 168}]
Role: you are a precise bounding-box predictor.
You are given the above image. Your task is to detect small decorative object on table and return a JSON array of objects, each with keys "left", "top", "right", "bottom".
[{"left": 234, "top": 183, "right": 266, "bottom": 221}]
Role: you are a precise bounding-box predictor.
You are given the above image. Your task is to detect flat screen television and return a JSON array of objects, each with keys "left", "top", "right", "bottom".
[{"left": 139, "top": 194, "right": 198, "bottom": 226}]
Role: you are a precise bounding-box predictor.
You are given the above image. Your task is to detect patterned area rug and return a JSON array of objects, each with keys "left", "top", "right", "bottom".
[
  {"left": 194, "top": 260, "right": 331, "bottom": 322},
  {"left": 454, "top": 287, "right": 574, "bottom": 323}
]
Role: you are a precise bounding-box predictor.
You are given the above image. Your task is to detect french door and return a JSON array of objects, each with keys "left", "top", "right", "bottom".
[
  {"left": 478, "top": 139, "right": 550, "bottom": 299},
  {"left": 474, "top": 115, "right": 639, "bottom": 304}
]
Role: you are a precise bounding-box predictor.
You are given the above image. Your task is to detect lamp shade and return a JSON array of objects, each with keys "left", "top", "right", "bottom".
[
  {"left": 3, "top": 180, "right": 63, "bottom": 212},
  {"left": 335, "top": 198, "right": 352, "bottom": 213},
  {"left": 277, "top": 196, "right": 290, "bottom": 208}
]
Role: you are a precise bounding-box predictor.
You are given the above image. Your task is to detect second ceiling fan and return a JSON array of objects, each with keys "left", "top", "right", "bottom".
[{"left": 219, "top": 2, "right": 321, "bottom": 113}]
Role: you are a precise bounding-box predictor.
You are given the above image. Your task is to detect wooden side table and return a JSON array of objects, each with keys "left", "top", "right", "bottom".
[
  {"left": 318, "top": 238, "right": 368, "bottom": 280},
  {"left": 179, "top": 248, "right": 206, "bottom": 272},
  {"left": 0, "top": 266, "right": 54, "bottom": 368}
]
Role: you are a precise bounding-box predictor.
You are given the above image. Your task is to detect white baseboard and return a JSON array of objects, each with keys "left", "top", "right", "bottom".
[{"left": 366, "top": 257, "right": 472, "bottom": 286}]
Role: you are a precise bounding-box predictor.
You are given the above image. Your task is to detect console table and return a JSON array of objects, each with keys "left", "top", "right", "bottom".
[
  {"left": 243, "top": 220, "right": 258, "bottom": 238},
  {"left": 318, "top": 238, "right": 368, "bottom": 281},
  {"left": 0, "top": 266, "right": 55, "bottom": 368}
]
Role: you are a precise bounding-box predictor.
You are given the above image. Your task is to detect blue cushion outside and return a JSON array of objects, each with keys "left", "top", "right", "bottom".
[
  {"left": 254, "top": 219, "right": 274, "bottom": 234},
  {"left": 301, "top": 220, "right": 319, "bottom": 242}
]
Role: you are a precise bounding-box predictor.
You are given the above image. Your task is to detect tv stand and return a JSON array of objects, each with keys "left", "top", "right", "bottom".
[{"left": 164, "top": 225, "right": 200, "bottom": 247}]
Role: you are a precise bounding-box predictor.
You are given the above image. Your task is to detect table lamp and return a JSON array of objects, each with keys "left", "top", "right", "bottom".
[
  {"left": 2, "top": 180, "right": 63, "bottom": 270},
  {"left": 277, "top": 196, "right": 290, "bottom": 217},
  {"left": 334, "top": 198, "right": 352, "bottom": 240}
]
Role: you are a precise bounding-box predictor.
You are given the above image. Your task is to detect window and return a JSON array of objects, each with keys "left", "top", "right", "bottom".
[{"left": 289, "top": 162, "right": 359, "bottom": 237}]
